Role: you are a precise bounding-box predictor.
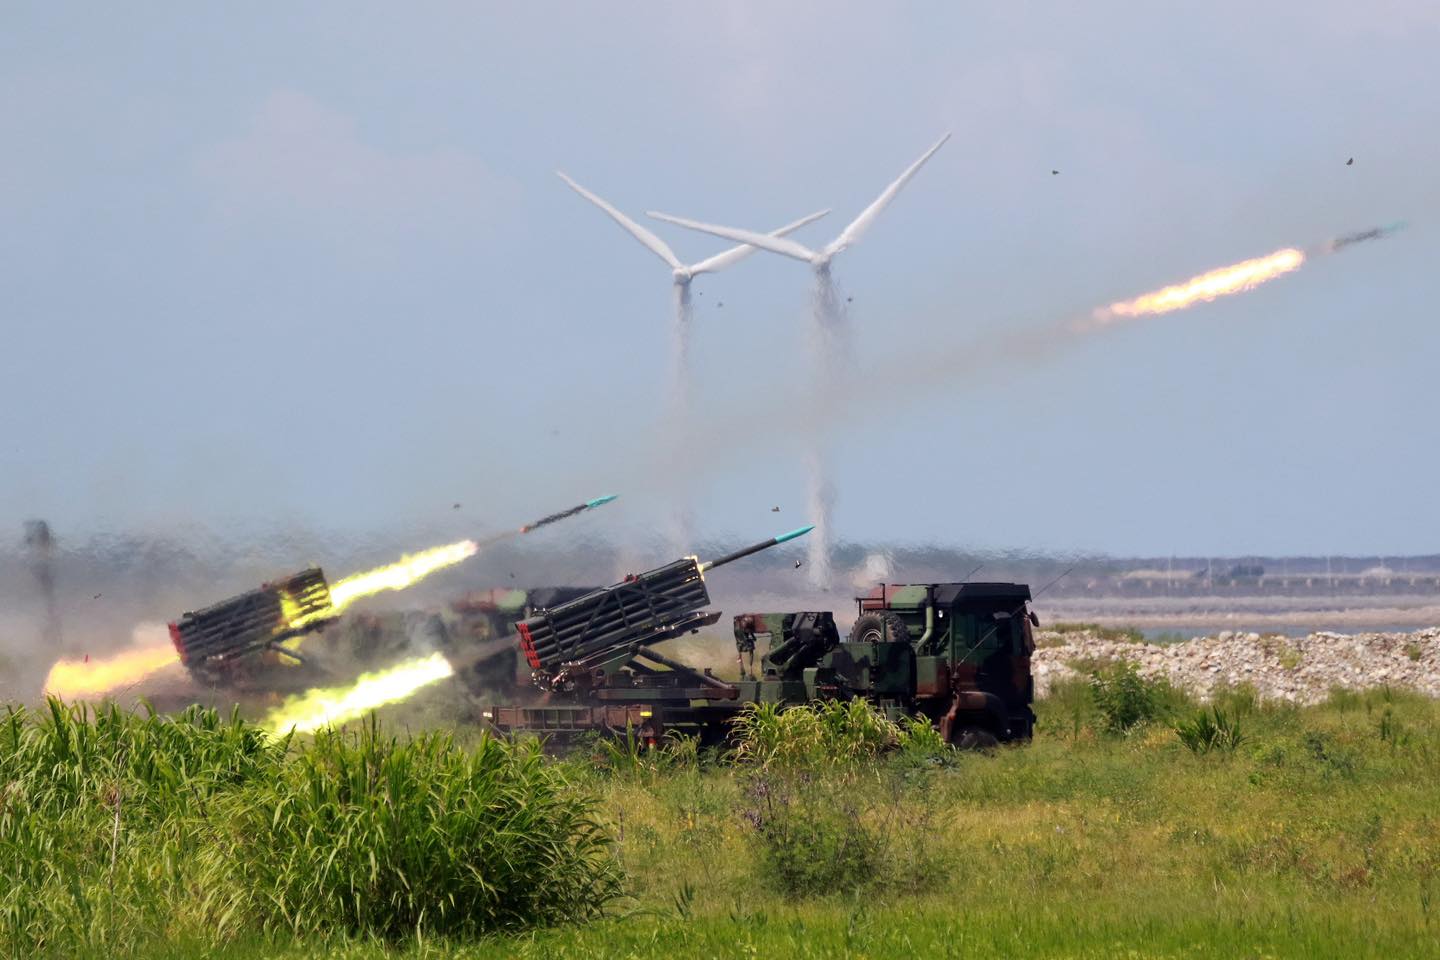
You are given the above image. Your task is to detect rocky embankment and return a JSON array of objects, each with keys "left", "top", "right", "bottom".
[{"left": 1034, "top": 627, "right": 1440, "bottom": 704}]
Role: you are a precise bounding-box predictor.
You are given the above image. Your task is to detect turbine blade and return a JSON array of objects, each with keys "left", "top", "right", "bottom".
[
  {"left": 824, "top": 133, "right": 950, "bottom": 257},
  {"left": 648, "top": 212, "right": 819, "bottom": 264},
  {"left": 686, "top": 209, "right": 830, "bottom": 275},
  {"left": 557, "top": 171, "right": 683, "bottom": 270}
]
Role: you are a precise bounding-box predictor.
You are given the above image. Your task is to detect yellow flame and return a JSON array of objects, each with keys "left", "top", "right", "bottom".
[
  {"left": 1090, "top": 247, "right": 1306, "bottom": 326},
  {"left": 43, "top": 628, "right": 180, "bottom": 699},
  {"left": 288, "top": 539, "right": 479, "bottom": 630},
  {"left": 261, "top": 652, "right": 455, "bottom": 734}
]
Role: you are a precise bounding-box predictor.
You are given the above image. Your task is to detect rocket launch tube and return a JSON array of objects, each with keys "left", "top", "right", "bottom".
[{"left": 516, "top": 524, "right": 814, "bottom": 674}]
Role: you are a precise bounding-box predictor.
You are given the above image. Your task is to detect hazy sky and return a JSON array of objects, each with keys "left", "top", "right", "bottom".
[{"left": 3, "top": 3, "right": 1437, "bottom": 557}]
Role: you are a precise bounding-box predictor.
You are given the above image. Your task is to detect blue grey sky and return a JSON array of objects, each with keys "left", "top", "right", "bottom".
[{"left": 2, "top": 3, "right": 1437, "bottom": 557}]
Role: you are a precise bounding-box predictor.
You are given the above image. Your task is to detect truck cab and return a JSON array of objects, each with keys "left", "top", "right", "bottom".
[{"left": 843, "top": 582, "right": 1037, "bottom": 744}]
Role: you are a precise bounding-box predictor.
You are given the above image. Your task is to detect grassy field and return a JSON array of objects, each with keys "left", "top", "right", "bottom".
[{"left": 5, "top": 678, "right": 1440, "bottom": 958}]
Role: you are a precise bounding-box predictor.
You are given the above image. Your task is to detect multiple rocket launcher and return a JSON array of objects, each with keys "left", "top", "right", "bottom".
[
  {"left": 167, "top": 495, "right": 618, "bottom": 678},
  {"left": 163, "top": 492, "right": 807, "bottom": 695},
  {"left": 516, "top": 525, "right": 815, "bottom": 686}
]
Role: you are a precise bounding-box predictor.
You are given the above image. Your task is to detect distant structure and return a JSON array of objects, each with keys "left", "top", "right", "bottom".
[
  {"left": 23, "top": 520, "right": 62, "bottom": 652},
  {"left": 649, "top": 134, "right": 951, "bottom": 587},
  {"left": 556, "top": 171, "right": 827, "bottom": 551}
]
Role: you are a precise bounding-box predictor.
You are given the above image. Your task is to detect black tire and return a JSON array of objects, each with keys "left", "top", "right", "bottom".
[
  {"left": 954, "top": 727, "right": 1000, "bottom": 751},
  {"left": 848, "top": 611, "right": 909, "bottom": 646}
]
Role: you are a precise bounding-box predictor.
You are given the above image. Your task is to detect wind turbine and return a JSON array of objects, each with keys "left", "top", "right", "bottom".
[
  {"left": 556, "top": 171, "right": 827, "bottom": 551},
  {"left": 645, "top": 134, "right": 951, "bottom": 587},
  {"left": 645, "top": 133, "right": 950, "bottom": 287},
  {"left": 558, "top": 170, "right": 827, "bottom": 390}
]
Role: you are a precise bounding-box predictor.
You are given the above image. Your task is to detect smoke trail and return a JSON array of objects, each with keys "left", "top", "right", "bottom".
[
  {"left": 804, "top": 269, "right": 851, "bottom": 588},
  {"left": 666, "top": 283, "right": 696, "bottom": 553},
  {"left": 594, "top": 229, "right": 1398, "bottom": 522}
]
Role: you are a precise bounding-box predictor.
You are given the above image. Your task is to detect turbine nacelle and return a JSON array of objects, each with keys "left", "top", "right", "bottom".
[{"left": 671, "top": 267, "right": 694, "bottom": 285}]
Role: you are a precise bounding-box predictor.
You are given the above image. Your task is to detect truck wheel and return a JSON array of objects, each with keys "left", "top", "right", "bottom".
[
  {"left": 954, "top": 727, "right": 999, "bottom": 751},
  {"left": 848, "top": 611, "right": 909, "bottom": 645}
]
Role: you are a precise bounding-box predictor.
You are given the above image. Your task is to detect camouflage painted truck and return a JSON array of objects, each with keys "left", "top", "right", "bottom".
[{"left": 478, "top": 527, "right": 1037, "bottom": 747}]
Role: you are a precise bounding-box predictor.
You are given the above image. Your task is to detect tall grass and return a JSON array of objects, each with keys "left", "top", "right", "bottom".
[
  {"left": 0, "top": 700, "right": 620, "bottom": 956},
  {"left": 9, "top": 684, "right": 1440, "bottom": 956}
]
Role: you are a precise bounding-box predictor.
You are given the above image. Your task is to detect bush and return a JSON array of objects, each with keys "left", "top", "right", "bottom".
[
  {"left": 895, "top": 714, "right": 952, "bottom": 765},
  {"left": 1089, "top": 662, "right": 1168, "bottom": 734},
  {"left": 205, "top": 718, "right": 620, "bottom": 939},
  {"left": 732, "top": 701, "right": 945, "bottom": 897},
  {"left": 731, "top": 700, "right": 899, "bottom": 769},
  {"left": 744, "top": 774, "right": 880, "bottom": 897},
  {"left": 1174, "top": 706, "right": 1247, "bottom": 755}
]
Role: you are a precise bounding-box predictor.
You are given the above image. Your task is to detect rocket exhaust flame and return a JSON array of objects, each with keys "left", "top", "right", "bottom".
[
  {"left": 43, "top": 630, "right": 180, "bottom": 700},
  {"left": 316, "top": 540, "right": 480, "bottom": 621},
  {"left": 287, "top": 493, "right": 618, "bottom": 630},
  {"left": 261, "top": 652, "right": 455, "bottom": 734},
  {"left": 1083, "top": 222, "right": 1403, "bottom": 333},
  {"left": 38, "top": 495, "right": 619, "bottom": 700},
  {"left": 1087, "top": 247, "right": 1307, "bottom": 328}
]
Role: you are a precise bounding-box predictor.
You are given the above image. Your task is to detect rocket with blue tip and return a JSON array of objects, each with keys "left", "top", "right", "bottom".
[
  {"left": 518, "top": 494, "right": 619, "bottom": 533},
  {"left": 699, "top": 525, "right": 816, "bottom": 572}
]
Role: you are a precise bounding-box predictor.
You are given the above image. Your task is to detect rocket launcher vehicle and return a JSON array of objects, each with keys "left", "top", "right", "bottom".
[
  {"left": 169, "top": 567, "right": 334, "bottom": 671},
  {"left": 515, "top": 525, "right": 814, "bottom": 691},
  {"left": 167, "top": 494, "right": 620, "bottom": 679}
]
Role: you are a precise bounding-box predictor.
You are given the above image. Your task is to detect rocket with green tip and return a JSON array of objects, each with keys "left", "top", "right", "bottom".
[
  {"left": 699, "top": 525, "right": 816, "bottom": 572},
  {"left": 518, "top": 494, "right": 619, "bottom": 534}
]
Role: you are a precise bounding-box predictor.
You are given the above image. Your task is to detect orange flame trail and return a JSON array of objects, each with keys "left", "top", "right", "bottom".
[
  {"left": 43, "top": 627, "right": 180, "bottom": 699},
  {"left": 1087, "top": 247, "right": 1306, "bottom": 329}
]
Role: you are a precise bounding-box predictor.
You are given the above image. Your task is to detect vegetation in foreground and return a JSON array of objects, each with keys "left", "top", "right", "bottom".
[{"left": 5, "top": 671, "right": 1440, "bottom": 958}]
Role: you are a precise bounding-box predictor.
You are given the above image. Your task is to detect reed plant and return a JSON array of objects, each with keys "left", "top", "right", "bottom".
[{"left": 0, "top": 701, "right": 620, "bottom": 956}]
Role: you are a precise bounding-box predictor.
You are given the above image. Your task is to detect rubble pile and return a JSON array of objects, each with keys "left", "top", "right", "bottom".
[{"left": 1034, "top": 627, "right": 1440, "bottom": 704}]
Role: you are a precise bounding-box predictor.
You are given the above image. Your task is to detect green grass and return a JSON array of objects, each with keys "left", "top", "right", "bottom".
[{"left": 6, "top": 686, "right": 1440, "bottom": 958}]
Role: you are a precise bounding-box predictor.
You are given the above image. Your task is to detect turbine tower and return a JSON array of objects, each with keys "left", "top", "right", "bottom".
[
  {"left": 556, "top": 171, "right": 827, "bottom": 551},
  {"left": 646, "top": 134, "right": 951, "bottom": 587}
]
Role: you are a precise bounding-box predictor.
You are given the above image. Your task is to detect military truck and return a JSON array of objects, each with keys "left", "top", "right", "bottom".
[
  {"left": 478, "top": 531, "right": 1037, "bottom": 746},
  {"left": 735, "top": 582, "right": 1037, "bottom": 746}
]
